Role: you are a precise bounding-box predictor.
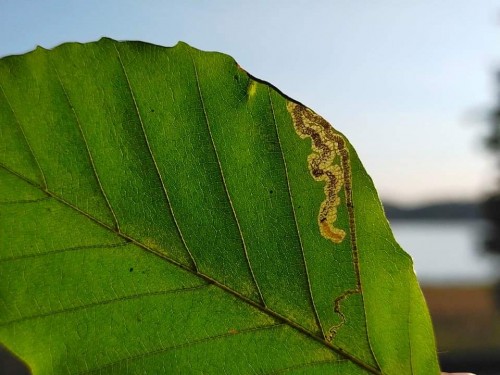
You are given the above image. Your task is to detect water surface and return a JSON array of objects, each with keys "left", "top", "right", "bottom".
[{"left": 390, "top": 220, "right": 496, "bottom": 285}]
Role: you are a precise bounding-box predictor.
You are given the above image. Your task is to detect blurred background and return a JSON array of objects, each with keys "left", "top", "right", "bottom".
[{"left": 0, "top": 1, "right": 499, "bottom": 373}]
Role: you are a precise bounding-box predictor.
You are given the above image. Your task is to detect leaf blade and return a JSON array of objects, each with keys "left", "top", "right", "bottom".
[{"left": 0, "top": 39, "right": 439, "bottom": 374}]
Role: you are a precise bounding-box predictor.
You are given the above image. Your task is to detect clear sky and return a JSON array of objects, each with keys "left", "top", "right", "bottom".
[{"left": 1, "top": 0, "right": 499, "bottom": 204}]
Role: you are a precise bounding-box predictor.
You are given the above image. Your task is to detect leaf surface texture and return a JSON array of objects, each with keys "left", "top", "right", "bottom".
[{"left": 0, "top": 39, "right": 439, "bottom": 375}]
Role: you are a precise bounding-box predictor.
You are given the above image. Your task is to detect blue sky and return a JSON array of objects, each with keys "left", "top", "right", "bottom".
[{"left": 1, "top": 0, "right": 499, "bottom": 204}]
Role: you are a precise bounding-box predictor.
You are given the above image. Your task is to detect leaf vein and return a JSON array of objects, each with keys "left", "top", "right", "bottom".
[
  {"left": 0, "top": 284, "right": 210, "bottom": 327},
  {"left": 0, "top": 196, "right": 51, "bottom": 205},
  {"left": 0, "top": 83, "right": 47, "bottom": 188},
  {"left": 267, "top": 90, "right": 324, "bottom": 338},
  {"left": 50, "top": 61, "right": 121, "bottom": 231},
  {"left": 113, "top": 43, "right": 199, "bottom": 272},
  {"left": 77, "top": 323, "right": 284, "bottom": 375},
  {"left": 0, "top": 242, "right": 130, "bottom": 263},
  {"left": 189, "top": 52, "right": 266, "bottom": 307}
]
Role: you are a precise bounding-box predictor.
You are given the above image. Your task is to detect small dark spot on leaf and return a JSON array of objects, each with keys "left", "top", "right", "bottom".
[
  {"left": 234, "top": 74, "right": 239, "bottom": 81},
  {"left": 129, "top": 267, "right": 134, "bottom": 272},
  {"left": 269, "top": 190, "right": 273, "bottom": 194},
  {"left": 150, "top": 109, "right": 155, "bottom": 113}
]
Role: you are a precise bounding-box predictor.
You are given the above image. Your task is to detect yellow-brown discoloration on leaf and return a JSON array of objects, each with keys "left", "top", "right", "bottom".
[
  {"left": 287, "top": 102, "right": 363, "bottom": 343},
  {"left": 142, "top": 237, "right": 163, "bottom": 252},
  {"left": 247, "top": 80, "right": 257, "bottom": 98},
  {"left": 287, "top": 102, "right": 349, "bottom": 244}
]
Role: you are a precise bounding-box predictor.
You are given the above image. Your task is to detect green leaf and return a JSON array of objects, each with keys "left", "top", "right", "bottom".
[{"left": 0, "top": 39, "right": 439, "bottom": 374}]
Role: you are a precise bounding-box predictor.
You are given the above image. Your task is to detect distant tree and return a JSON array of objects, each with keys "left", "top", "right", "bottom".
[
  {"left": 486, "top": 73, "right": 500, "bottom": 164},
  {"left": 483, "top": 72, "right": 500, "bottom": 253},
  {"left": 483, "top": 72, "right": 500, "bottom": 308}
]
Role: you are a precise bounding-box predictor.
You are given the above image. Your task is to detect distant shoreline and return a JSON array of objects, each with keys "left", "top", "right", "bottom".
[{"left": 382, "top": 201, "right": 480, "bottom": 220}]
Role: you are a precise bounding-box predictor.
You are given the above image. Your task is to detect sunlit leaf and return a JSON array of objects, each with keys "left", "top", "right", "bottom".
[{"left": 0, "top": 39, "right": 439, "bottom": 374}]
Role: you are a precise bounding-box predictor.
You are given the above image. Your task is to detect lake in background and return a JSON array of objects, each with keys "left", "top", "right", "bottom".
[{"left": 390, "top": 220, "right": 497, "bottom": 285}]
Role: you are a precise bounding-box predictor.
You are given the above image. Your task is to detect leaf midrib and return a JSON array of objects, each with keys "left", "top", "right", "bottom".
[{"left": 0, "top": 162, "right": 381, "bottom": 375}]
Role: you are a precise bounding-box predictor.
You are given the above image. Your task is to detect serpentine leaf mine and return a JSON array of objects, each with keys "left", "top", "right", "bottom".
[{"left": 287, "top": 102, "right": 350, "bottom": 244}]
